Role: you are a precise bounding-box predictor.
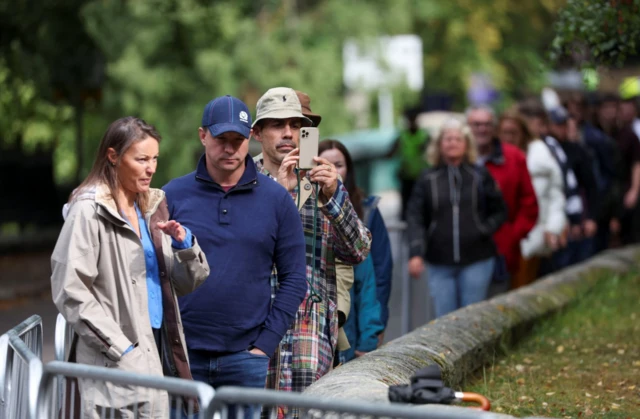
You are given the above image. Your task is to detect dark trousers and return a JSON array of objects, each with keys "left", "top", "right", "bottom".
[
  {"left": 401, "top": 179, "right": 416, "bottom": 221},
  {"left": 620, "top": 208, "right": 640, "bottom": 245},
  {"left": 552, "top": 237, "right": 594, "bottom": 271},
  {"left": 594, "top": 221, "right": 611, "bottom": 254}
]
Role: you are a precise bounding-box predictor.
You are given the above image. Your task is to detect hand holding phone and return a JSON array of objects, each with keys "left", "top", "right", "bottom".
[{"left": 309, "top": 156, "right": 339, "bottom": 199}]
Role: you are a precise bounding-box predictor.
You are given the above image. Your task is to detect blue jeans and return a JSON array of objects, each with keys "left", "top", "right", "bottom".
[
  {"left": 426, "top": 258, "right": 495, "bottom": 318},
  {"left": 172, "top": 349, "right": 270, "bottom": 419}
]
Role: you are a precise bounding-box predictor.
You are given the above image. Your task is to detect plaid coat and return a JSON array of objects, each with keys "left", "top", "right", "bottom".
[{"left": 255, "top": 160, "right": 371, "bottom": 416}]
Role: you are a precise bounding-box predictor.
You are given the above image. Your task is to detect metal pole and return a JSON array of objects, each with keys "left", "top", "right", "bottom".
[
  {"left": 400, "top": 228, "right": 411, "bottom": 335},
  {"left": 378, "top": 88, "right": 394, "bottom": 129}
]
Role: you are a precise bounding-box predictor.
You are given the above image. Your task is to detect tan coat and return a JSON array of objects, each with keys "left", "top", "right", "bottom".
[
  {"left": 335, "top": 260, "right": 354, "bottom": 351},
  {"left": 51, "top": 184, "right": 209, "bottom": 418}
]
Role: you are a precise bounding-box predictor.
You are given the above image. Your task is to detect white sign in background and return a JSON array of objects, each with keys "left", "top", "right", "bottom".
[
  {"left": 343, "top": 35, "right": 424, "bottom": 92},
  {"left": 343, "top": 35, "right": 423, "bottom": 128}
]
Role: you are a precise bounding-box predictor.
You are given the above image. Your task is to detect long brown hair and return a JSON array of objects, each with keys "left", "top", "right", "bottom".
[
  {"left": 70, "top": 116, "right": 162, "bottom": 214},
  {"left": 498, "top": 111, "right": 534, "bottom": 152},
  {"left": 318, "top": 139, "right": 364, "bottom": 219}
]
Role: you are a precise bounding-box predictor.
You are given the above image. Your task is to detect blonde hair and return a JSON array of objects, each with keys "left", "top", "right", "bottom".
[{"left": 426, "top": 119, "right": 477, "bottom": 166}]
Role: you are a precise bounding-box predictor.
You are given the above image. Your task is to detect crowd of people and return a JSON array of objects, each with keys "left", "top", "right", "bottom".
[
  {"left": 404, "top": 81, "right": 640, "bottom": 317},
  {"left": 50, "top": 87, "right": 394, "bottom": 418},
  {"left": 48, "top": 74, "right": 640, "bottom": 417}
]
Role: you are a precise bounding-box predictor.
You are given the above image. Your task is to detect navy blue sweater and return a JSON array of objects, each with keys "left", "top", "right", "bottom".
[{"left": 163, "top": 155, "right": 307, "bottom": 357}]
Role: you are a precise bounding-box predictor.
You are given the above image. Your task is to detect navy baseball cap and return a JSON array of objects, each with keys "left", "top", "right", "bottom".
[
  {"left": 201, "top": 95, "right": 252, "bottom": 138},
  {"left": 548, "top": 106, "right": 569, "bottom": 125}
]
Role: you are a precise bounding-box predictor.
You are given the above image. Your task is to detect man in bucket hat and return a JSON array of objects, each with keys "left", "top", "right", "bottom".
[
  {"left": 252, "top": 87, "right": 371, "bottom": 417},
  {"left": 162, "top": 95, "right": 307, "bottom": 400},
  {"left": 294, "top": 89, "right": 355, "bottom": 364}
]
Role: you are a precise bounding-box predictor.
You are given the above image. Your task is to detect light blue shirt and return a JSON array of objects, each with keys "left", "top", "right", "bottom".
[{"left": 122, "top": 204, "right": 192, "bottom": 355}]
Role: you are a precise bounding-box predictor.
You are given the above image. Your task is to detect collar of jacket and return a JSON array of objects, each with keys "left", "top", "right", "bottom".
[
  {"left": 195, "top": 154, "right": 259, "bottom": 191},
  {"left": 69, "top": 183, "right": 164, "bottom": 226},
  {"left": 485, "top": 138, "right": 505, "bottom": 165}
]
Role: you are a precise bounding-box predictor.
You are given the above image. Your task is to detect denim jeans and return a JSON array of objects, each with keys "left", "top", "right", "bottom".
[
  {"left": 426, "top": 257, "right": 495, "bottom": 318},
  {"left": 171, "top": 349, "right": 270, "bottom": 419}
]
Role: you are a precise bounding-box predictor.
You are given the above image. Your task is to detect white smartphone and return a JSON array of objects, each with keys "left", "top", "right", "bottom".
[{"left": 298, "top": 127, "right": 320, "bottom": 170}]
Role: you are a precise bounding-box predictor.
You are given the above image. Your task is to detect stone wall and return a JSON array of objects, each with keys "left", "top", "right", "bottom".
[{"left": 303, "top": 247, "right": 639, "bottom": 417}]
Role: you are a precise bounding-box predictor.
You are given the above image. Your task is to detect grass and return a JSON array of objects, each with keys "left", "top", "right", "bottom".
[{"left": 462, "top": 271, "right": 640, "bottom": 418}]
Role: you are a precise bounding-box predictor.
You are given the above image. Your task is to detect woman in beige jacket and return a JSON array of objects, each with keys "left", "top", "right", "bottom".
[{"left": 51, "top": 117, "right": 209, "bottom": 418}]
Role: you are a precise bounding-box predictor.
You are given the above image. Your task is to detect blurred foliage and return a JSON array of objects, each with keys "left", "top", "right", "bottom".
[
  {"left": 551, "top": 0, "right": 640, "bottom": 68},
  {"left": 0, "top": 0, "right": 564, "bottom": 187},
  {"left": 0, "top": 0, "right": 102, "bottom": 183}
]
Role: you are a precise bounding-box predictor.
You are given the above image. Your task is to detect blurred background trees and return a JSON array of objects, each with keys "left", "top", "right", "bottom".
[{"left": 1, "top": 0, "right": 629, "bottom": 191}]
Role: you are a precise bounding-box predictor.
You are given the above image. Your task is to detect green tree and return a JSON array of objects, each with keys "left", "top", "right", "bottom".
[
  {"left": 0, "top": 0, "right": 103, "bottom": 184},
  {"left": 78, "top": 0, "right": 563, "bottom": 186},
  {"left": 1, "top": 0, "right": 566, "bottom": 187},
  {"left": 551, "top": 0, "right": 640, "bottom": 68}
]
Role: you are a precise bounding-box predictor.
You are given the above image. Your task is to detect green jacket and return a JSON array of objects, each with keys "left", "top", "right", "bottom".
[{"left": 398, "top": 128, "right": 430, "bottom": 180}]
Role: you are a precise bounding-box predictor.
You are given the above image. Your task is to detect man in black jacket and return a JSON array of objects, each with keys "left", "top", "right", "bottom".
[{"left": 546, "top": 107, "right": 599, "bottom": 269}]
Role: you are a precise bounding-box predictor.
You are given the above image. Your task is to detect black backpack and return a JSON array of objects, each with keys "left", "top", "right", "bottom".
[{"left": 388, "top": 364, "right": 456, "bottom": 405}]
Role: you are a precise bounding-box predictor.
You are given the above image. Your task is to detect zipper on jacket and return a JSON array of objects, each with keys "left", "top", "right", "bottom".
[
  {"left": 453, "top": 204, "right": 460, "bottom": 262},
  {"left": 448, "top": 166, "right": 462, "bottom": 263}
]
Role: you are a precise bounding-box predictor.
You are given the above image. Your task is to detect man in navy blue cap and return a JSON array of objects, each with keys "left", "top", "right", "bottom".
[{"left": 162, "top": 95, "right": 307, "bottom": 396}]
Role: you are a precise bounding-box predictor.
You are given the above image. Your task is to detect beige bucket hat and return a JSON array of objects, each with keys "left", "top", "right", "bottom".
[{"left": 253, "top": 87, "right": 313, "bottom": 127}]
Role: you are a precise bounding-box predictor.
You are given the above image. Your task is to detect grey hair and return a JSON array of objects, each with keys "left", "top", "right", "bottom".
[
  {"left": 426, "top": 118, "right": 478, "bottom": 166},
  {"left": 465, "top": 104, "right": 497, "bottom": 125}
]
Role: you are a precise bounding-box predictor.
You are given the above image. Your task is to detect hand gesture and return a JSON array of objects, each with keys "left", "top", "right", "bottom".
[
  {"left": 582, "top": 219, "right": 597, "bottom": 238},
  {"left": 309, "top": 157, "right": 338, "bottom": 199},
  {"left": 157, "top": 220, "right": 186, "bottom": 243},
  {"left": 610, "top": 218, "right": 621, "bottom": 235},
  {"left": 249, "top": 347, "right": 268, "bottom": 357},
  {"left": 544, "top": 231, "right": 560, "bottom": 251},
  {"left": 277, "top": 149, "right": 302, "bottom": 192},
  {"left": 624, "top": 188, "right": 638, "bottom": 209},
  {"left": 408, "top": 256, "right": 425, "bottom": 279},
  {"left": 569, "top": 224, "right": 583, "bottom": 241}
]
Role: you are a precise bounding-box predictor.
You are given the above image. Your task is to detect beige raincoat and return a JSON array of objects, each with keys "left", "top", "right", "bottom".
[{"left": 51, "top": 184, "right": 209, "bottom": 418}]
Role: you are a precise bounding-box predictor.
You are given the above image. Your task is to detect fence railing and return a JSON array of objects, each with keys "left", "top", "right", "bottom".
[
  {"left": 1, "top": 313, "right": 505, "bottom": 419},
  {"left": 37, "top": 360, "right": 216, "bottom": 419},
  {"left": 386, "top": 220, "right": 413, "bottom": 336},
  {"left": 53, "top": 313, "right": 75, "bottom": 417},
  {"left": 54, "top": 313, "right": 74, "bottom": 363},
  {"left": 0, "top": 315, "right": 43, "bottom": 419},
  {"left": 211, "top": 386, "right": 497, "bottom": 419}
]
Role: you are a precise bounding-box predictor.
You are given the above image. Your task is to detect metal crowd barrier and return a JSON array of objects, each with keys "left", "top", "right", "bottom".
[
  {"left": 0, "top": 314, "right": 44, "bottom": 419},
  {"left": 211, "top": 386, "right": 499, "bottom": 419},
  {"left": 37, "top": 360, "right": 216, "bottom": 419},
  {"left": 385, "top": 221, "right": 412, "bottom": 335},
  {"left": 54, "top": 313, "right": 74, "bottom": 363},
  {"left": 53, "top": 313, "right": 75, "bottom": 417},
  {"left": 3, "top": 313, "right": 504, "bottom": 419}
]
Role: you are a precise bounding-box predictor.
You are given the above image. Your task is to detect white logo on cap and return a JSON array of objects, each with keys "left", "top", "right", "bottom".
[{"left": 239, "top": 111, "right": 249, "bottom": 123}]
